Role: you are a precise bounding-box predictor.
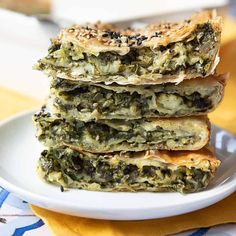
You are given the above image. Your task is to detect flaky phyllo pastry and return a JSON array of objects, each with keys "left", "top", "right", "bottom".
[
  {"left": 34, "top": 10, "right": 224, "bottom": 194},
  {"left": 50, "top": 74, "right": 225, "bottom": 121},
  {"left": 35, "top": 11, "right": 221, "bottom": 85},
  {"left": 34, "top": 107, "right": 210, "bottom": 152},
  {"left": 38, "top": 146, "right": 220, "bottom": 193}
]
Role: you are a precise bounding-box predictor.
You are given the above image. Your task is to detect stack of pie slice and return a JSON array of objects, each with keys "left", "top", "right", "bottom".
[{"left": 34, "top": 10, "right": 226, "bottom": 193}]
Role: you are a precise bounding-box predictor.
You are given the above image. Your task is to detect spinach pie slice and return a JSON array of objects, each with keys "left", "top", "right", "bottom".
[
  {"left": 33, "top": 108, "right": 210, "bottom": 152},
  {"left": 51, "top": 74, "right": 225, "bottom": 121},
  {"left": 35, "top": 11, "right": 221, "bottom": 85},
  {"left": 38, "top": 145, "right": 220, "bottom": 193}
]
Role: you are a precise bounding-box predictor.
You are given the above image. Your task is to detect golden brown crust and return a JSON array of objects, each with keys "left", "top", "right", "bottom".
[
  {"left": 144, "top": 146, "right": 220, "bottom": 173},
  {"left": 58, "top": 10, "right": 221, "bottom": 56},
  {"left": 38, "top": 10, "right": 222, "bottom": 85}
]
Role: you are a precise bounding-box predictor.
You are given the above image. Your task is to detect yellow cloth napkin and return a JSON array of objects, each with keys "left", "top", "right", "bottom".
[
  {"left": 0, "top": 87, "right": 40, "bottom": 120},
  {"left": 1, "top": 15, "right": 236, "bottom": 236},
  {"left": 30, "top": 192, "right": 236, "bottom": 236}
]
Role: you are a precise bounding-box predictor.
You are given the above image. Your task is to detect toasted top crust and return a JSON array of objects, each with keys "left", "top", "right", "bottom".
[{"left": 58, "top": 10, "right": 222, "bottom": 56}]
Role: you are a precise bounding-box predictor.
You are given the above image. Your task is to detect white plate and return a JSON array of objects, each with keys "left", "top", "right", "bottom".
[{"left": 0, "top": 110, "right": 235, "bottom": 220}]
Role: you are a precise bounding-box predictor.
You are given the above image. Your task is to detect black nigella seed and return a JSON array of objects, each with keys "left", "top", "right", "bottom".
[
  {"left": 128, "top": 35, "right": 135, "bottom": 39},
  {"left": 137, "top": 40, "right": 142, "bottom": 46},
  {"left": 128, "top": 42, "right": 135, "bottom": 47},
  {"left": 141, "top": 36, "right": 148, "bottom": 40},
  {"left": 41, "top": 150, "right": 48, "bottom": 157}
]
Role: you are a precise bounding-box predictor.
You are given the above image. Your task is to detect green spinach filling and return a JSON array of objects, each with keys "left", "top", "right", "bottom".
[
  {"left": 51, "top": 77, "right": 217, "bottom": 121},
  {"left": 39, "top": 147, "right": 211, "bottom": 193},
  {"left": 34, "top": 110, "right": 201, "bottom": 152},
  {"left": 36, "top": 23, "right": 219, "bottom": 78}
]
